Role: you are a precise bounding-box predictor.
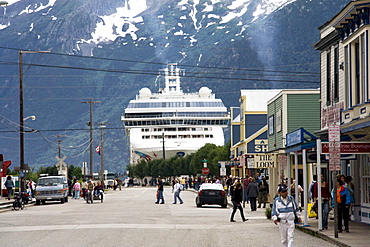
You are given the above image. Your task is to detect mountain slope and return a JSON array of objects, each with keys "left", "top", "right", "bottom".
[{"left": 0, "top": 0, "right": 348, "bottom": 173}]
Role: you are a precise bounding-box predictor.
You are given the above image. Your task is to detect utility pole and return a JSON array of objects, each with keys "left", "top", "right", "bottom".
[
  {"left": 52, "top": 134, "right": 66, "bottom": 158},
  {"left": 19, "top": 50, "right": 49, "bottom": 191},
  {"left": 95, "top": 122, "right": 110, "bottom": 187},
  {"left": 162, "top": 132, "right": 165, "bottom": 160},
  {"left": 81, "top": 98, "right": 101, "bottom": 177}
]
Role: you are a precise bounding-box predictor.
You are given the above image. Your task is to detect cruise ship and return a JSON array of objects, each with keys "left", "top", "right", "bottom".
[{"left": 121, "top": 63, "right": 229, "bottom": 164}]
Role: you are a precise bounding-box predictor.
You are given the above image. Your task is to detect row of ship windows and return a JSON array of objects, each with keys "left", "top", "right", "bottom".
[
  {"left": 141, "top": 127, "right": 212, "bottom": 132},
  {"left": 124, "top": 119, "right": 229, "bottom": 126},
  {"left": 142, "top": 134, "right": 214, "bottom": 139},
  {"left": 124, "top": 112, "right": 227, "bottom": 119},
  {"left": 127, "top": 102, "right": 225, "bottom": 108}
]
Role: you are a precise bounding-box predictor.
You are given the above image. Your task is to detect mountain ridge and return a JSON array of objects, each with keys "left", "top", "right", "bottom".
[{"left": 0, "top": 0, "right": 348, "bottom": 173}]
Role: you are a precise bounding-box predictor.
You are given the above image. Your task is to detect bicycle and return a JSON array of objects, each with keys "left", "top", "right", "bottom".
[{"left": 13, "top": 192, "right": 29, "bottom": 211}]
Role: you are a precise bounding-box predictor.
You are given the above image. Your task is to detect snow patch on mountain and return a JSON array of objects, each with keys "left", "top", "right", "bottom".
[
  {"left": 84, "top": 0, "right": 147, "bottom": 44},
  {"left": 18, "top": 0, "right": 57, "bottom": 15},
  {"left": 78, "top": 0, "right": 297, "bottom": 46}
]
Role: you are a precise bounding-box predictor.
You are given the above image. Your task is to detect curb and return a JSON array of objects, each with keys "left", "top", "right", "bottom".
[{"left": 295, "top": 225, "right": 351, "bottom": 247}]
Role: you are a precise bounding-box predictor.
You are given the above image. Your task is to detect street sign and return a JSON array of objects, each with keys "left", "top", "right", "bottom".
[
  {"left": 328, "top": 125, "right": 340, "bottom": 142},
  {"left": 202, "top": 167, "right": 210, "bottom": 175},
  {"left": 247, "top": 158, "right": 255, "bottom": 169},
  {"left": 220, "top": 167, "right": 226, "bottom": 176},
  {"left": 279, "top": 155, "right": 287, "bottom": 170}
]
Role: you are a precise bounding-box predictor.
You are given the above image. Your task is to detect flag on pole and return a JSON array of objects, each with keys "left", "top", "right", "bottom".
[{"left": 95, "top": 145, "right": 100, "bottom": 155}]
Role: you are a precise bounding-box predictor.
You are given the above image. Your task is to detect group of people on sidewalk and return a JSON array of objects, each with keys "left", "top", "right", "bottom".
[
  {"left": 310, "top": 174, "right": 354, "bottom": 233},
  {"left": 227, "top": 174, "right": 270, "bottom": 211}
]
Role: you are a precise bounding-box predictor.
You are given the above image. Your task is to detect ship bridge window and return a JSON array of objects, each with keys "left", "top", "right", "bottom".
[
  {"left": 141, "top": 128, "right": 150, "bottom": 132},
  {"left": 192, "top": 135, "right": 204, "bottom": 138},
  {"left": 164, "top": 128, "right": 176, "bottom": 132},
  {"left": 142, "top": 135, "right": 150, "bottom": 139},
  {"left": 179, "top": 135, "right": 190, "bottom": 138},
  {"left": 205, "top": 135, "right": 213, "bottom": 138},
  {"left": 178, "top": 127, "right": 187, "bottom": 131}
]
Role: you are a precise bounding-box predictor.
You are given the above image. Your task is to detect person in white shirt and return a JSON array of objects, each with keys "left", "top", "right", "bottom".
[
  {"left": 272, "top": 184, "right": 301, "bottom": 247},
  {"left": 172, "top": 180, "right": 184, "bottom": 204}
]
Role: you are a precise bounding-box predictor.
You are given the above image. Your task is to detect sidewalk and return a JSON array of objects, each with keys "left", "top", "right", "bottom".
[{"left": 295, "top": 213, "right": 370, "bottom": 247}]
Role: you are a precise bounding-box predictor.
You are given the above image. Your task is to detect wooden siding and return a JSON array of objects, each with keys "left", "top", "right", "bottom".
[
  {"left": 287, "top": 94, "right": 320, "bottom": 134},
  {"left": 267, "top": 95, "right": 283, "bottom": 151}
]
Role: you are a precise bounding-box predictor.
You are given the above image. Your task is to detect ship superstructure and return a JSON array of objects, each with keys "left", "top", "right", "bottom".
[{"left": 121, "top": 63, "right": 229, "bottom": 164}]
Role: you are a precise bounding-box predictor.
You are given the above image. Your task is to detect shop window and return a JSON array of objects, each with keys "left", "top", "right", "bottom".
[{"left": 363, "top": 158, "right": 370, "bottom": 205}]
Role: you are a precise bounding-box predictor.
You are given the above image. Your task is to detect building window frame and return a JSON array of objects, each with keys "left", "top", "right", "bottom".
[
  {"left": 268, "top": 115, "right": 274, "bottom": 136},
  {"left": 326, "top": 49, "right": 332, "bottom": 105}
]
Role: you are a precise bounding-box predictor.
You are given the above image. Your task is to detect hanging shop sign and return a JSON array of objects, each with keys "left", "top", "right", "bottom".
[
  {"left": 322, "top": 142, "right": 370, "bottom": 154},
  {"left": 254, "top": 153, "right": 277, "bottom": 168},
  {"left": 286, "top": 129, "right": 303, "bottom": 147}
]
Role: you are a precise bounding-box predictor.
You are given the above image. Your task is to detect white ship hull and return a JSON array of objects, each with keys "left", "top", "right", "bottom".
[
  {"left": 122, "top": 64, "right": 229, "bottom": 164},
  {"left": 129, "top": 126, "right": 225, "bottom": 161}
]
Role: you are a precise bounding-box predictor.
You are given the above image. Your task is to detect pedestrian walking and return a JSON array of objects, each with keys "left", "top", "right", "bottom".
[
  {"left": 272, "top": 184, "right": 301, "bottom": 247},
  {"left": 308, "top": 175, "right": 317, "bottom": 202},
  {"left": 155, "top": 176, "right": 165, "bottom": 204},
  {"left": 117, "top": 178, "right": 122, "bottom": 190},
  {"left": 313, "top": 174, "right": 331, "bottom": 230},
  {"left": 226, "top": 175, "right": 233, "bottom": 195},
  {"left": 230, "top": 183, "right": 248, "bottom": 222},
  {"left": 243, "top": 176, "right": 250, "bottom": 203},
  {"left": 28, "top": 179, "right": 36, "bottom": 198},
  {"left": 172, "top": 180, "right": 183, "bottom": 204},
  {"left": 81, "top": 179, "right": 88, "bottom": 199},
  {"left": 4, "top": 175, "right": 14, "bottom": 200},
  {"left": 246, "top": 177, "right": 259, "bottom": 211},
  {"left": 258, "top": 176, "right": 269, "bottom": 208},
  {"left": 73, "top": 180, "right": 81, "bottom": 199}
]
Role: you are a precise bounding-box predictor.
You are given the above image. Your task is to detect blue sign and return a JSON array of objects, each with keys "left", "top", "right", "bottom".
[
  {"left": 177, "top": 152, "right": 185, "bottom": 157},
  {"left": 286, "top": 128, "right": 303, "bottom": 147}
]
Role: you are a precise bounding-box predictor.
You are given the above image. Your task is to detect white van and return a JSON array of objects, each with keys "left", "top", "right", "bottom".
[{"left": 35, "top": 175, "right": 69, "bottom": 205}]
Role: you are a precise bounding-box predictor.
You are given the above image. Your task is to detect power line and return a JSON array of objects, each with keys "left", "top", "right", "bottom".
[
  {"left": 0, "top": 60, "right": 320, "bottom": 84},
  {"left": 0, "top": 45, "right": 320, "bottom": 75},
  {"left": 0, "top": 127, "right": 125, "bottom": 133}
]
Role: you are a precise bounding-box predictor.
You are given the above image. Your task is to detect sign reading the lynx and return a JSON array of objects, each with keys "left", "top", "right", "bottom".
[{"left": 254, "top": 154, "right": 277, "bottom": 168}]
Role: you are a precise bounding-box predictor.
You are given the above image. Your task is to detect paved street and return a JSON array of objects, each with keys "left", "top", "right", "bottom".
[{"left": 0, "top": 187, "right": 336, "bottom": 247}]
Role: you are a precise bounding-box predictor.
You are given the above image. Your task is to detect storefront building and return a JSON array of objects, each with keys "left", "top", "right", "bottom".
[
  {"left": 314, "top": 0, "right": 370, "bottom": 224},
  {"left": 230, "top": 90, "right": 281, "bottom": 178},
  {"left": 267, "top": 90, "right": 320, "bottom": 203}
]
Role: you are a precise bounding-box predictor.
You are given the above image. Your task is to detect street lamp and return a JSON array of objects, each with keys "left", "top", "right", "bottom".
[
  {"left": 23, "top": 115, "right": 36, "bottom": 121},
  {"left": 19, "top": 50, "right": 49, "bottom": 191}
]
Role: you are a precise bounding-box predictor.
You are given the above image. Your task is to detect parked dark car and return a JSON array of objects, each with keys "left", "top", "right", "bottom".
[{"left": 195, "top": 183, "right": 227, "bottom": 208}]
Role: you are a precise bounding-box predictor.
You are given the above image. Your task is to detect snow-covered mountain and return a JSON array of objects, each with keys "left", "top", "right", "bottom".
[{"left": 0, "top": 0, "right": 348, "bottom": 172}]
